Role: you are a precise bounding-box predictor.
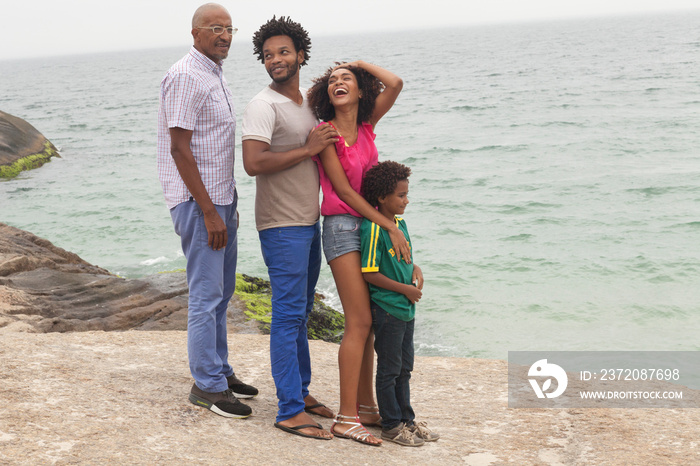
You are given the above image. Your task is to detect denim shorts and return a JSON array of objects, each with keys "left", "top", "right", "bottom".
[{"left": 322, "top": 214, "right": 362, "bottom": 263}]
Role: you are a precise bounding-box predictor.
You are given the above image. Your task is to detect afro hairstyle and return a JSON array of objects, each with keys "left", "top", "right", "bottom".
[
  {"left": 362, "top": 160, "right": 412, "bottom": 208},
  {"left": 252, "top": 16, "right": 311, "bottom": 66}
]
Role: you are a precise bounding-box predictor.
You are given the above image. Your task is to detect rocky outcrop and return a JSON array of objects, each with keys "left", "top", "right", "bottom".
[
  {"left": 0, "top": 110, "right": 59, "bottom": 178},
  {"left": 0, "top": 223, "right": 344, "bottom": 340},
  {"left": 0, "top": 222, "right": 192, "bottom": 332}
]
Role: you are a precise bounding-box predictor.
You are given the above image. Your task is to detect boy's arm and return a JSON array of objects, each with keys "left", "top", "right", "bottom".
[
  {"left": 361, "top": 220, "right": 419, "bottom": 303},
  {"left": 412, "top": 264, "right": 424, "bottom": 290},
  {"left": 363, "top": 271, "right": 422, "bottom": 304}
]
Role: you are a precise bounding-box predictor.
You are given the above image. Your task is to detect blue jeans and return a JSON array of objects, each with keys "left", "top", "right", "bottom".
[
  {"left": 372, "top": 301, "right": 415, "bottom": 430},
  {"left": 259, "top": 223, "right": 322, "bottom": 422},
  {"left": 171, "top": 195, "right": 237, "bottom": 393}
]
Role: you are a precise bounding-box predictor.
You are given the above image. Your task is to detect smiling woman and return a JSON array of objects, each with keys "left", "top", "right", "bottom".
[
  {"left": 305, "top": 60, "right": 408, "bottom": 446},
  {"left": 308, "top": 63, "right": 384, "bottom": 125}
]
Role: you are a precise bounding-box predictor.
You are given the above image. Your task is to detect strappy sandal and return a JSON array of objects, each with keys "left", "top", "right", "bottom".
[
  {"left": 357, "top": 404, "right": 382, "bottom": 427},
  {"left": 331, "top": 414, "right": 382, "bottom": 447}
]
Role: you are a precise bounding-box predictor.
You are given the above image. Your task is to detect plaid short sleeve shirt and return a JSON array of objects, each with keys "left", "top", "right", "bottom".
[{"left": 157, "top": 47, "right": 236, "bottom": 209}]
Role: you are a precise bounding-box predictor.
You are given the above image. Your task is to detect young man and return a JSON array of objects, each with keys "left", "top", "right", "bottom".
[
  {"left": 157, "top": 3, "right": 257, "bottom": 418},
  {"left": 241, "top": 16, "right": 338, "bottom": 439}
]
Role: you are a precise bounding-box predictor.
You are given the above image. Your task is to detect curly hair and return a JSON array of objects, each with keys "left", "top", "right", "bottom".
[
  {"left": 252, "top": 16, "right": 311, "bottom": 66},
  {"left": 307, "top": 63, "right": 384, "bottom": 124},
  {"left": 362, "top": 161, "right": 412, "bottom": 208}
]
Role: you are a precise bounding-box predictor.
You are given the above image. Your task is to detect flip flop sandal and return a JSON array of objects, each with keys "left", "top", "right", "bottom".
[
  {"left": 304, "top": 402, "right": 334, "bottom": 418},
  {"left": 330, "top": 414, "right": 381, "bottom": 447},
  {"left": 274, "top": 422, "right": 332, "bottom": 440}
]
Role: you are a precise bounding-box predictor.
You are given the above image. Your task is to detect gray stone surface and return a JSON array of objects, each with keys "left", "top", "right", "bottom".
[
  {"left": 0, "top": 329, "right": 698, "bottom": 465},
  {"left": 1, "top": 224, "right": 698, "bottom": 464}
]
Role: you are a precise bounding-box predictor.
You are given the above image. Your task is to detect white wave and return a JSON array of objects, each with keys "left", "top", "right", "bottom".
[{"left": 140, "top": 256, "right": 169, "bottom": 266}]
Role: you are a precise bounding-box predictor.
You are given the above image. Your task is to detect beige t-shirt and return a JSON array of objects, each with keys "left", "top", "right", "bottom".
[{"left": 242, "top": 86, "right": 320, "bottom": 231}]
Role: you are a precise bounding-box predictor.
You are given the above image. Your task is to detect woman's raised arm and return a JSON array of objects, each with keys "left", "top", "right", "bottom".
[{"left": 336, "top": 60, "right": 403, "bottom": 128}]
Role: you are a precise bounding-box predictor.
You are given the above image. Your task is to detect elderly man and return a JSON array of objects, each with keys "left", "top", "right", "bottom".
[{"left": 157, "top": 3, "right": 257, "bottom": 418}]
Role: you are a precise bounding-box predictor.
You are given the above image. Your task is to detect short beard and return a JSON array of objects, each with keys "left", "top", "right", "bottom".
[{"left": 268, "top": 60, "right": 300, "bottom": 83}]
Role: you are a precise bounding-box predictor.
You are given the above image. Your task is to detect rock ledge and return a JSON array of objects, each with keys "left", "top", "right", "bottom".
[
  {"left": 1, "top": 330, "right": 698, "bottom": 465},
  {"left": 0, "top": 222, "right": 343, "bottom": 339}
]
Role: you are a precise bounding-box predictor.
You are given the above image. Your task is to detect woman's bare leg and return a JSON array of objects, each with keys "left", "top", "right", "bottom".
[
  {"left": 357, "top": 328, "right": 380, "bottom": 425},
  {"left": 330, "top": 251, "right": 381, "bottom": 444}
]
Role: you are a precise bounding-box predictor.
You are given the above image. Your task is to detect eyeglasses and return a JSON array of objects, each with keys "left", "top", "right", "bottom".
[{"left": 196, "top": 26, "right": 238, "bottom": 36}]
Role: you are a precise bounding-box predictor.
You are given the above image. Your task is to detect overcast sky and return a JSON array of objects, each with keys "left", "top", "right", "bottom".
[{"left": 1, "top": 0, "right": 699, "bottom": 60}]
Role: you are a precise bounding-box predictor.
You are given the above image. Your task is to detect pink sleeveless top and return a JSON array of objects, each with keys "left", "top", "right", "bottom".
[{"left": 315, "top": 122, "right": 378, "bottom": 217}]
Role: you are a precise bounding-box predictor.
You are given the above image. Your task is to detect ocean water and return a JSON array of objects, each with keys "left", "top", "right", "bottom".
[{"left": 1, "top": 12, "right": 699, "bottom": 360}]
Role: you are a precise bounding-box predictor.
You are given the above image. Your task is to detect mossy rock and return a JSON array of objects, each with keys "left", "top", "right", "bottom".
[
  {"left": 153, "top": 270, "right": 345, "bottom": 343},
  {"left": 307, "top": 294, "right": 346, "bottom": 343},
  {"left": 0, "top": 111, "right": 60, "bottom": 179},
  {"left": 235, "top": 274, "right": 273, "bottom": 331},
  {"left": 0, "top": 141, "right": 59, "bottom": 179},
  {"left": 235, "top": 273, "right": 345, "bottom": 343}
]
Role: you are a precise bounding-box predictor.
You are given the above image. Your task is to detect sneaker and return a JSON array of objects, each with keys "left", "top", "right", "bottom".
[
  {"left": 226, "top": 374, "right": 259, "bottom": 399},
  {"left": 189, "top": 384, "right": 252, "bottom": 418},
  {"left": 381, "top": 422, "right": 425, "bottom": 447},
  {"left": 408, "top": 421, "right": 440, "bottom": 442}
]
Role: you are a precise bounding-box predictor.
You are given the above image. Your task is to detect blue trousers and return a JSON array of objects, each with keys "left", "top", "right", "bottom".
[
  {"left": 171, "top": 195, "right": 237, "bottom": 393},
  {"left": 259, "top": 223, "right": 322, "bottom": 422},
  {"left": 372, "top": 301, "right": 416, "bottom": 430}
]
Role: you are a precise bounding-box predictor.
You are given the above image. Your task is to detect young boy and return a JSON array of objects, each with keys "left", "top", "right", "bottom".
[{"left": 360, "top": 161, "right": 440, "bottom": 447}]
